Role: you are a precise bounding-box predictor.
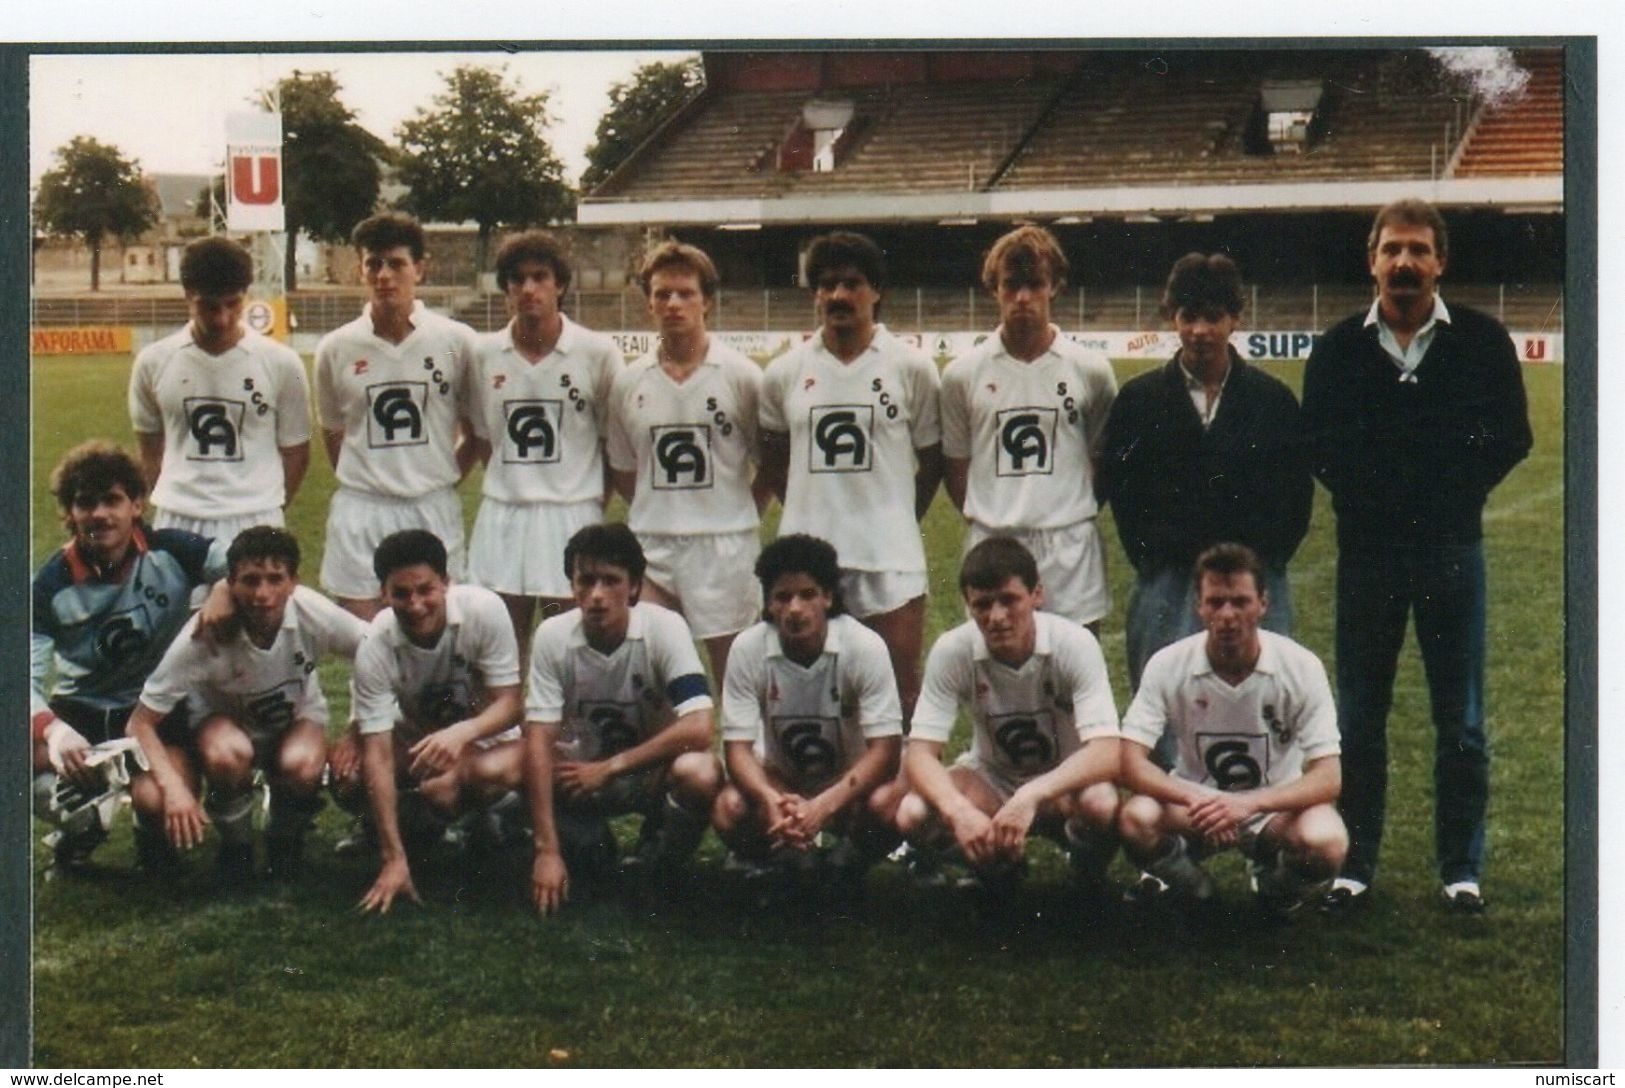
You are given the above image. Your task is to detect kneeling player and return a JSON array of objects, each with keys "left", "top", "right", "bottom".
[
  {"left": 126, "top": 527, "right": 366, "bottom": 883},
  {"left": 345, "top": 530, "right": 527, "bottom": 913},
  {"left": 712, "top": 535, "right": 904, "bottom": 897},
  {"left": 522, "top": 524, "right": 721, "bottom": 915},
  {"left": 895, "top": 537, "right": 1121, "bottom": 901},
  {"left": 1118, "top": 543, "right": 1347, "bottom": 918}
]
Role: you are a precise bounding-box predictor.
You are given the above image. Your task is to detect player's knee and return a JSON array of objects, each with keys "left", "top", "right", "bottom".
[
  {"left": 129, "top": 773, "right": 163, "bottom": 818},
  {"left": 417, "top": 774, "right": 461, "bottom": 816},
  {"left": 712, "top": 785, "right": 748, "bottom": 832},
  {"left": 1076, "top": 783, "right": 1121, "bottom": 830},
  {"left": 1116, "top": 795, "right": 1163, "bottom": 851},
  {"left": 1290, "top": 808, "right": 1349, "bottom": 873},
  {"left": 894, "top": 792, "right": 933, "bottom": 839},
  {"left": 671, "top": 751, "right": 722, "bottom": 801},
  {"left": 277, "top": 747, "right": 326, "bottom": 793}
]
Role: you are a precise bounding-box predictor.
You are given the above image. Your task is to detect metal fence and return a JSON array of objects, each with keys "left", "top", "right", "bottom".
[{"left": 32, "top": 282, "right": 1565, "bottom": 335}]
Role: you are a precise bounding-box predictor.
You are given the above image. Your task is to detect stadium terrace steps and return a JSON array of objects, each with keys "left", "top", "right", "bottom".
[{"left": 1453, "top": 51, "right": 1563, "bottom": 178}]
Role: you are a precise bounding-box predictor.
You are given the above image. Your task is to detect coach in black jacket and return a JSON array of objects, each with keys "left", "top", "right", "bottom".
[
  {"left": 1302, "top": 199, "right": 1531, "bottom": 916},
  {"left": 1099, "top": 253, "right": 1313, "bottom": 690}
]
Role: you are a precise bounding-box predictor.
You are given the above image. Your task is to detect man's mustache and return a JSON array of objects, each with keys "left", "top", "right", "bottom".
[{"left": 1388, "top": 270, "right": 1423, "bottom": 287}]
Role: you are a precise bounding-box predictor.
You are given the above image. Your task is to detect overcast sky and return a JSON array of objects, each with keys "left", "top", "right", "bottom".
[{"left": 30, "top": 49, "right": 696, "bottom": 188}]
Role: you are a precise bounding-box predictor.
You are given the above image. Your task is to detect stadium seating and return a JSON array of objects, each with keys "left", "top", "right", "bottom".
[{"left": 1453, "top": 50, "right": 1563, "bottom": 178}]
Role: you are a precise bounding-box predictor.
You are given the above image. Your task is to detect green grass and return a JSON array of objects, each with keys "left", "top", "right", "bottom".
[{"left": 30, "top": 353, "right": 1565, "bottom": 1067}]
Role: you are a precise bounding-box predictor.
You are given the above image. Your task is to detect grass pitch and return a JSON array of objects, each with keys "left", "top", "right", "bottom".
[{"left": 29, "top": 353, "right": 1565, "bottom": 1067}]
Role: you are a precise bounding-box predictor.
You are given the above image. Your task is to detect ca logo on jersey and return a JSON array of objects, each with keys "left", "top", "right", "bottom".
[
  {"left": 579, "top": 701, "right": 642, "bottom": 758},
  {"left": 1197, "top": 732, "right": 1269, "bottom": 791},
  {"left": 991, "top": 712, "right": 1056, "bottom": 772},
  {"left": 995, "top": 407, "right": 1057, "bottom": 476},
  {"left": 503, "top": 400, "right": 563, "bottom": 464},
  {"left": 366, "top": 382, "right": 429, "bottom": 447},
  {"left": 183, "top": 398, "right": 247, "bottom": 462},
  {"left": 808, "top": 404, "right": 873, "bottom": 473},
  {"left": 651, "top": 425, "right": 711, "bottom": 490},
  {"left": 417, "top": 681, "right": 473, "bottom": 729},
  {"left": 775, "top": 717, "right": 843, "bottom": 783},
  {"left": 245, "top": 685, "right": 296, "bottom": 736},
  {"left": 94, "top": 606, "right": 152, "bottom": 664}
]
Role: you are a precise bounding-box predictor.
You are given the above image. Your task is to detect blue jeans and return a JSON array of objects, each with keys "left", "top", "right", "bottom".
[
  {"left": 1126, "top": 563, "right": 1296, "bottom": 690},
  {"left": 1126, "top": 563, "right": 1295, "bottom": 769},
  {"left": 1334, "top": 541, "right": 1488, "bottom": 886}
]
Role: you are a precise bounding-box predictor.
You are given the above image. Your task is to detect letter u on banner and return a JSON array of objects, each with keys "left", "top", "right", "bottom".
[{"left": 231, "top": 155, "right": 280, "bottom": 205}]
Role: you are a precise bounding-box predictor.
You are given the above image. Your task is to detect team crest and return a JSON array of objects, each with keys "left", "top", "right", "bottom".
[
  {"left": 183, "top": 398, "right": 247, "bottom": 462},
  {"left": 365, "top": 382, "right": 429, "bottom": 448},
  {"left": 501, "top": 399, "right": 564, "bottom": 463},
  {"left": 807, "top": 404, "right": 873, "bottom": 473},
  {"left": 995, "top": 407, "right": 1058, "bottom": 476}
]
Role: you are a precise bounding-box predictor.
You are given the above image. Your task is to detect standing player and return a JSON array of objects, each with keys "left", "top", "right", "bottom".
[
  {"left": 313, "top": 212, "right": 478, "bottom": 621},
  {"left": 124, "top": 527, "right": 366, "bottom": 883},
  {"left": 1303, "top": 199, "right": 1531, "bottom": 915},
  {"left": 940, "top": 224, "right": 1117, "bottom": 631},
  {"left": 129, "top": 236, "right": 310, "bottom": 538},
  {"left": 712, "top": 535, "right": 904, "bottom": 894},
  {"left": 522, "top": 524, "right": 721, "bottom": 914},
  {"left": 466, "top": 230, "right": 622, "bottom": 655},
  {"left": 31, "top": 441, "right": 229, "bottom": 869},
  {"left": 894, "top": 537, "right": 1121, "bottom": 901},
  {"left": 1099, "top": 252, "right": 1312, "bottom": 690},
  {"left": 1117, "top": 544, "right": 1347, "bottom": 919},
  {"left": 344, "top": 530, "right": 527, "bottom": 914},
  {"left": 759, "top": 231, "right": 943, "bottom": 720},
  {"left": 608, "top": 241, "right": 767, "bottom": 682}
]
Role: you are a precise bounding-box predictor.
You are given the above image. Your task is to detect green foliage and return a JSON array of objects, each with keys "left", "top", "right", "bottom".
[
  {"left": 581, "top": 57, "right": 704, "bottom": 192},
  {"left": 33, "top": 136, "right": 159, "bottom": 291},
  {"left": 395, "top": 65, "right": 573, "bottom": 276},
  {"left": 259, "top": 71, "right": 388, "bottom": 290},
  {"left": 30, "top": 355, "right": 1566, "bottom": 1067}
]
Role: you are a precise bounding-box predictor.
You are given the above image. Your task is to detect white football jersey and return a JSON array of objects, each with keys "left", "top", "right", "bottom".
[
  {"left": 129, "top": 327, "right": 312, "bottom": 520},
  {"left": 312, "top": 303, "right": 477, "bottom": 498},
  {"left": 606, "top": 340, "right": 762, "bottom": 535},
  {"left": 912, "top": 612, "right": 1119, "bottom": 783},
  {"left": 468, "top": 316, "right": 622, "bottom": 504},
  {"left": 721, "top": 615, "right": 902, "bottom": 789},
  {"left": 138, "top": 586, "right": 365, "bottom": 746},
  {"left": 526, "top": 601, "right": 712, "bottom": 760},
  {"left": 352, "top": 583, "right": 522, "bottom": 745},
  {"left": 939, "top": 327, "right": 1116, "bottom": 531},
  {"left": 1122, "top": 630, "right": 1340, "bottom": 791},
  {"left": 759, "top": 325, "right": 941, "bottom": 573}
]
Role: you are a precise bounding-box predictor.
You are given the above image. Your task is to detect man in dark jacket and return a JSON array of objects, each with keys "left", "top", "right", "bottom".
[
  {"left": 1302, "top": 199, "right": 1531, "bottom": 916},
  {"left": 1100, "top": 252, "right": 1313, "bottom": 690}
]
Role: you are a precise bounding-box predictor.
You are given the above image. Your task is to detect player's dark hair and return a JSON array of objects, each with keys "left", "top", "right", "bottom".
[
  {"left": 227, "top": 525, "right": 300, "bottom": 577},
  {"left": 353, "top": 212, "right": 426, "bottom": 262},
  {"left": 1161, "top": 252, "right": 1244, "bottom": 319},
  {"left": 373, "top": 529, "right": 448, "bottom": 584},
  {"left": 1193, "top": 542, "right": 1266, "bottom": 598},
  {"left": 1367, "top": 198, "right": 1449, "bottom": 262},
  {"left": 180, "top": 236, "right": 254, "bottom": 296},
  {"left": 51, "top": 440, "right": 146, "bottom": 521},
  {"left": 495, "top": 229, "right": 573, "bottom": 293},
  {"left": 563, "top": 523, "right": 646, "bottom": 599},
  {"left": 981, "top": 224, "right": 1069, "bottom": 294},
  {"left": 804, "top": 231, "right": 886, "bottom": 293},
  {"left": 755, "top": 534, "right": 845, "bottom": 619},
  {"left": 959, "top": 535, "right": 1039, "bottom": 594},
  {"left": 638, "top": 239, "right": 720, "bottom": 300}
]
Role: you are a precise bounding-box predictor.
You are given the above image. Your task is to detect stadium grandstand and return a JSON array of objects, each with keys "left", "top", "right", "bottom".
[{"left": 30, "top": 47, "right": 1565, "bottom": 343}]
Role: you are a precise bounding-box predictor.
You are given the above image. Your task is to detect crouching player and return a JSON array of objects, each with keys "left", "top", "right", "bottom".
[
  {"left": 342, "top": 530, "right": 526, "bottom": 913},
  {"left": 895, "top": 537, "right": 1121, "bottom": 905},
  {"left": 522, "top": 524, "right": 721, "bottom": 915},
  {"left": 712, "top": 535, "right": 904, "bottom": 903},
  {"left": 1118, "top": 544, "right": 1347, "bottom": 919},
  {"left": 125, "top": 527, "right": 366, "bottom": 883},
  {"left": 32, "top": 441, "right": 229, "bottom": 870}
]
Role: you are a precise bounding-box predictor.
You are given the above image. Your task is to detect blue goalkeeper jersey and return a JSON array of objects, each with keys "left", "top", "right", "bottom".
[{"left": 31, "top": 523, "right": 228, "bottom": 718}]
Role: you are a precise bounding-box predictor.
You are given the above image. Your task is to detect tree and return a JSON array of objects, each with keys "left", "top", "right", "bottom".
[
  {"left": 33, "top": 136, "right": 159, "bottom": 291},
  {"left": 258, "top": 71, "right": 388, "bottom": 290},
  {"left": 581, "top": 57, "right": 704, "bottom": 192},
  {"left": 395, "top": 65, "right": 573, "bottom": 279}
]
